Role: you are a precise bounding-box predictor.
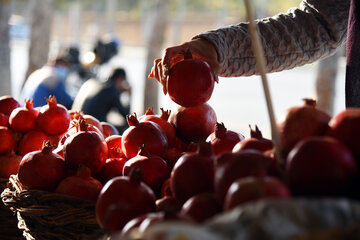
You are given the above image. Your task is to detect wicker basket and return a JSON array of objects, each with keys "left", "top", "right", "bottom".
[
  {"left": 0, "top": 178, "right": 23, "bottom": 240},
  {"left": 1, "top": 175, "right": 105, "bottom": 240}
]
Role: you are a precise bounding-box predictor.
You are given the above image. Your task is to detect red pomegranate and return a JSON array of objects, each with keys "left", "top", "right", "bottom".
[
  {"left": 180, "top": 193, "right": 222, "bottom": 223},
  {"left": 121, "top": 114, "right": 167, "bottom": 159},
  {"left": 36, "top": 96, "right": 70, "bottom": 135},
  {"left": 101, "top": 122, "right": 119, "bottom": 138},
  {"left": 18, "top": 142, "right": 66, "bottom": 191},
  {"left": 55, "top": 165, "right": 103, "bottom": 201},
  {"left": 286, "top": 136, "right": 357, "bottom": 196},
  {"left": 140, "top": 108, "right": 176, "bottom": 147},
  {"left": 9, "top": 99, "right": 38, "bottom": 133},
  {"left": 0, "top": 151, "right": 22, "bottom": 178},
  {"left": 18, "top": 129, "right": 54, "bottom": 156},
  {"left": 0, "top": 126, "right": 19, "bottom": 155},
  {"left": 170, "top": 141, "right": 215, "bottom": 203},
  {"left": 215, "top": 149, "right": 276, "bottom": 204},
  {"left": 96, "top": 169, "right": 156, "bottom": 234},
  {"left": 233, "top": 125, "right": 274, "bottom": 153},
  {"left": 170, "top": 103, "right": 217, "bottom": 143},
  {"left": 207, "top": 122, "right": 244, "bottom": 155},
  {"left": 0, "top": 112, "right": 9, "bottom": 126},
  {"left": 95, "top": 157, "right": 128, "bottom": 184},
  {"left": 123, "top": 145, "right": 170, "bottom": 193},
  {"left": 224, "top": 176, "right": 291, "bottom": 210},
  {"left": 277, "top": 99, "right": 330, "bottom": 154},
  {"left": 64, "top": 121, "right": 108, "bottom": 175},
  {"left": 83, "top": 114, "right": 103, "bottom": 133},
  {"left": 0, "top": 96, "right": 20, "bottom": 116},
  {"left": 326, "top": 108, "right": 360, "bottom": 159},
  {"left": 165, "top": 49, "right": 216, "bottom": 107}
]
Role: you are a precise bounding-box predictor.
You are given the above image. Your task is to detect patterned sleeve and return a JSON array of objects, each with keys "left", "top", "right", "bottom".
[{"left": 194, "top": 0, "right": 349, "bottom": 77}]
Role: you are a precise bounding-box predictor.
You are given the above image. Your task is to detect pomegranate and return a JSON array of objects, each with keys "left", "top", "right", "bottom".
[
  {"left": 123, "top": 145, "right": 170, "bottom": 193},
  {"left": 96, "top": 169, "right": 156, "bottom": 233},
  {"left": 326, "top": 108, "right": 360, "bottom": 159},
  {"left": 101, "top": 122, "right": 119, "bottom": 138},
  {"left": 0, "top": 151, "right": 22, "bottom": 178},
  {"left": 156, "top": 196, "right": 181, "bottom": 213},
  {"left": 83, "top": 114, "right": 103, "bottom": 133},
  {"left": 286, "top": 136, "right": 357, "bottom": 196},
  {"left": 64, "top": 121, "right": 108, "bottom": 175},
  {"left": 0, "top": 96, "right": 20, "bottom": 116},
  {"left": 121, "top": 114, "right": 167, "bottom": 159},
  {"left": 95, "top": 157, "right": 128, "bottom": 184},
  {"left": 224, "top": 176, "right": 291, "bottom": 210},
  {"left": 207, "top": 122, "right": 244, "bottom": 155},
  {"left": 18, "top": 141, "right": 66, "bottom": 191},
  {"left": 161, "top": 178, "right": 172, "bottom": 197},
  {"left": 55, "top": 165, "right": 103, "bottom": 201},
  {"left": 36, "top": 96, "right": 70, "bottom": 135},
  {"left": 18, "top": 129, "right": 53, "bottom": 156},
  {"left": 170, "top": 141, "right": 215, "bottom": 203},
  {"left": 0, "top": 112, "right": 9, "bottom": 126},
  {"left": 105, "top": 135, "right": 123, "bottom": 157},
  {"left": 215, "top": 149, "right": 275, "bottom": 204},
  {"left": 233, "top": 125, "right": 274, "bottom": 153},
  {"left": 164, "top": 147, "right": 184, "bottom": 169},
  {"left": 165, "top": 49, "right": 216, "bottom": 107},
  {"left": 277, "top": 99, "right": 330, "bottom": 154},
  {"left": 180, "top": 193, "right": 222, "bottom": 223},
  {"left": 140, "top": 108, "right": 176, "bottom": 146},
  {"left": 9, "top": 99, "right": 38, "bottom": 133},
  {"left": 0, "top": 126, "right": 19, "bottom": 155},
  {"left": 170, "top": 103, "right": 217, "bottom": 143}
]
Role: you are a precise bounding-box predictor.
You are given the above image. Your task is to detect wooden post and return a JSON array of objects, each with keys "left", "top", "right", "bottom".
[
  {"left": 244, "top": 0, "right": 284, "bottom": 165},
  {"left": 0, "top": 0, "right": 11, "bottom": 96}
]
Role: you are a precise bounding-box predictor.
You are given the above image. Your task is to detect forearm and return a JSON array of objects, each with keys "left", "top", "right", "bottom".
[{"left": 195, "top": 0, "right": 349, "bottom": 77}]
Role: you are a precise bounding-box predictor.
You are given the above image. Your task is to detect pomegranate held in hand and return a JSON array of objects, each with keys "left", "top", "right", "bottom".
[
  {"left": 96, "top": 169, "right": 156, "bottom": 234},
  {"left": 18, "top": 141, "right": 66, "bottom": 191},
  {"left": 207, "top": 122, "right": 244, "bottom": 155},
  {"left": 36, "top": 96, "right": 70, "bottom": 135},
  {"left": 224, "top": 176, "right": 291, "bottom": 210},
  {"left": 286, "top": 136, "right": 357, "bottom": 196},
  {"left": 165, "top": 49, "right": 216, "bottom": 107},
  {"left": 56, "top": 165, "right": 103, "bottom": 201}
]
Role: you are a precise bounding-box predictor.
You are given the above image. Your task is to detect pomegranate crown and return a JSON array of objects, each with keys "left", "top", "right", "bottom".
[{"left": 126, "top": 113, "right": 139, "bottom": 126}]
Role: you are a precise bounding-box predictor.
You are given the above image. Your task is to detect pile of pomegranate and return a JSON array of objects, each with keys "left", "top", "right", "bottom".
[{"left": 1, "top": 56, "right": 360, "bottom": 238}]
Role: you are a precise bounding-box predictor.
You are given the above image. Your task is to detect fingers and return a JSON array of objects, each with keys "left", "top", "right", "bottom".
[{"left": 148, "top": 58, "right": 168, "bottom": 94}]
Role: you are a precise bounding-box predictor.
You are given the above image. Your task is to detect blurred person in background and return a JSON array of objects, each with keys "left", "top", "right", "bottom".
[
  {"left": 21, "top": 56, "right": 73, "bottom": 109},
  {"left": 149, "top": 0, "right": 360, "bottom": 107},
  {"left": 72, "top": 67, "right": 131, "bottom": 134}
]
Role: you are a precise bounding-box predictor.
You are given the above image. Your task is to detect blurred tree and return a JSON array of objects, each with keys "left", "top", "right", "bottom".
[
  {"left": 0, "top": 0, "right": 11, "bottom": 96},
  {"left": 142, "top": 0, "right": 171, "bottom": 112},
  {"left": 23, "top": 0, "right": 54, "bottom": 85}
]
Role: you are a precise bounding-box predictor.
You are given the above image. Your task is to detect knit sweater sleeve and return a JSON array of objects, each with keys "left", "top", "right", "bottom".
[{"left": 194, "top": 0, "right": 349, "bottom": 77}]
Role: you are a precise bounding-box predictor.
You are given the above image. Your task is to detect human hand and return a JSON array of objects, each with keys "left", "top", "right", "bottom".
[{"left": 148, "top": 38, "right": 219, "bottom": 94}]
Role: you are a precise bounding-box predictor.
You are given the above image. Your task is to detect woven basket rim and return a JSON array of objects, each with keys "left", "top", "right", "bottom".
[{"left": 1, "top": 174, "right": 105, "bottom": 240}]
